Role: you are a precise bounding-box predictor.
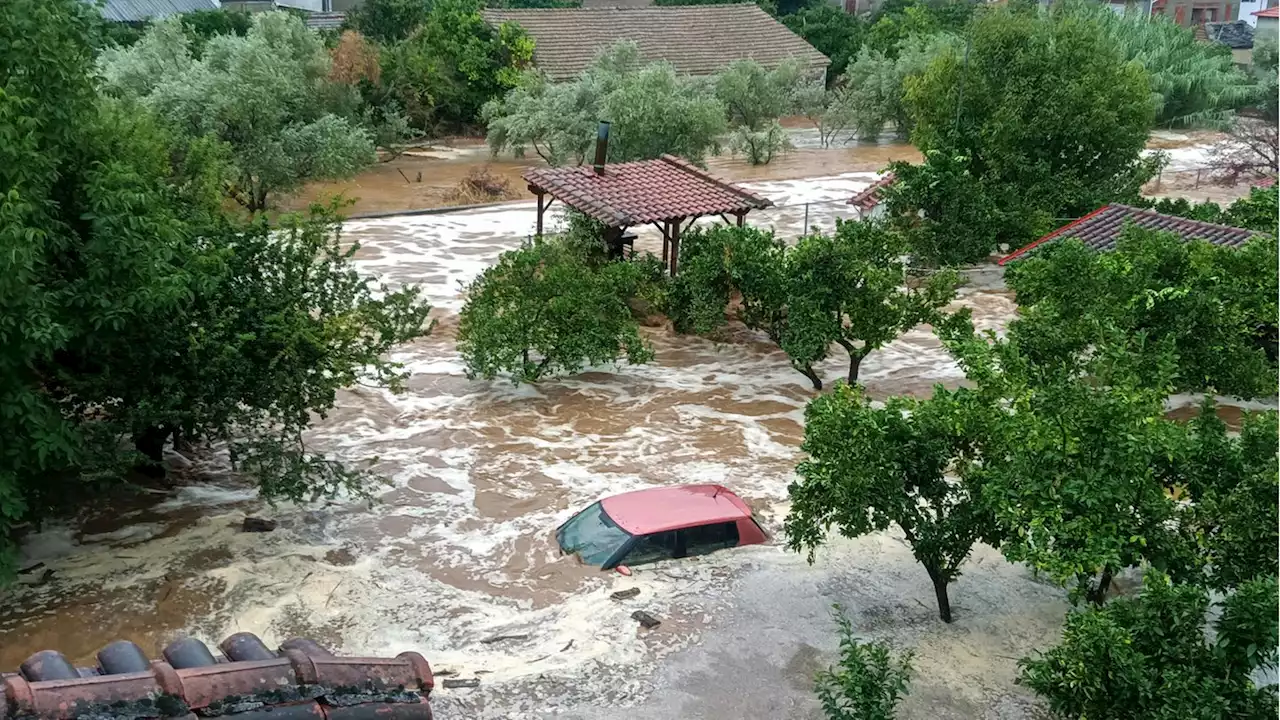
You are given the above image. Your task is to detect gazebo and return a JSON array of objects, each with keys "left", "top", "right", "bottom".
[{"left": 523, "top": 130, "right": 772, "bottom": 275}]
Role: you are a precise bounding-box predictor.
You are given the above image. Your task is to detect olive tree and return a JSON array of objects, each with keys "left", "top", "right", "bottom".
[
  {"left": 100, "top": 13, "right": 376, "bottom": 212},
  {"left": 787, "top": 384, "right": 998, "bottom": 622}
]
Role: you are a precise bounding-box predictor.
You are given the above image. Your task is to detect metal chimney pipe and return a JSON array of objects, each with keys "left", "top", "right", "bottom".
[{"left": 593, "top": 121, "right": 610, "bottom": 174}]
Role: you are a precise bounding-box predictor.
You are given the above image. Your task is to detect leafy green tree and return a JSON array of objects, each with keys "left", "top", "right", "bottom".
[
  {"left": 1005, "top": 227, "right": 1278, "bottom": 400},
  {"left": 346, "top": 0, "right": 431, "bottom": 44},
  {"left": 1138, "top": 185, "right": 1278, "bottom": 233},
  {"left": 1069, "top": 1, "right": 1257, "bottom": 128},
  {"left": 667, "top": 222, "right": 956, "bottom": 388},
  {"left": 945, "top": 324, "right": 1201, "bottom": 604},
  {"left": 2, "top": 0, "right": 432, "bottom": 572},
  {"left": 782, "top": 4, "right": 867, "bottom": 81},
  {"left": 865, "top": 0, "right": 974, "bottom": 57},
  {"left": 485, "top": 42, "right": 726, "bottom": 165},
  {"left": 457, "top": 238, "right": 656, "bottom": 383},
  {"left": 728, "top": 121, "right": 792, "bottom": 165},
  {"left": 1021, "top": 572, "right": 1279, "bottom": 719},
  {"left": 100, "top": 13, "right": 377, "bottom": 212},
  {"left": 381, "top": 0, "right": 533, "bottom": 131},
  {"left": 795, "top": 81, "right": 858, "bottom": 148},
  {"left": 179, "top": 8, "right": 252, "bottom": 55},
  {"left": 815, "top": 610, "right": 914, "bottom": 720},
  {"left": 1165, "top": 402, "right": 1279, "bottom": 592},
  {"left": 903, "top": 2, "right": 1159, "bottom": 250},
  {"left": 843, "top": 34, "right": 957, "bottom": 140},
  {"left": 882, "top": 150, "right": 1003, "bottom": 265},
  {"left": 787, "top": 384, "right": 998, "bottom": 622},
  {"left": 715, "top": 59, "right": 804, "bottom": 131}
]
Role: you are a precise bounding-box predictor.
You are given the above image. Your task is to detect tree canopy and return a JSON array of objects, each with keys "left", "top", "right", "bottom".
[
  {"left": 99, "top": 13, "right": 377, "bottom": 212},
  {"left": 1, "top": 0, "right": 432, "bottom": 571},
  {"left": 483, "top": 42, "right": 727, "bottom": 166}
]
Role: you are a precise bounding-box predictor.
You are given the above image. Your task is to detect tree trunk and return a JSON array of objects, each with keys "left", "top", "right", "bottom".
[
  {"left": 926, "top": 565, "right": 954, "bottom": 623},
  {"left": 847, "top": 352, "right": 863, "bottom": 385},
  {"left": 132, "top": 426, "right": 170, "bottom": 479},
  {"left": 1087, "top": 566, "right": 1114, "bottom": 606},
  {"left": 795, "top": 364, "right": 823, "bottom": 390}
]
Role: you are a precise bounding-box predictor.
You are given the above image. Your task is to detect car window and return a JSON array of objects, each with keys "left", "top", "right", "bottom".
[
  {"left": 680, "top": 521, "right": 740, "bottom": 557},
  {"left": 556, "top": 502, "right": 634, "bottom": 568},
  {"left": 622, "top": 531, "right": 678, "bottom": 566}
]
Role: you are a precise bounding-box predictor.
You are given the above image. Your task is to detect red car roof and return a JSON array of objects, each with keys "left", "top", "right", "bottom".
[{"left": 600, "top": 484, "right": 754, "bottom": 535}]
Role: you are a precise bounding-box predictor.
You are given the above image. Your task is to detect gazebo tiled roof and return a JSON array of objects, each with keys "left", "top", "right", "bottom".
[
  {"left": 524, "top": 154, "right": 772, "bottom": 226},
  {"left": 999, "top": 204, "right": 1265, "bottom": 265},
  {"left": 847, "top": 172, "right": 896, "bottom": 213}
]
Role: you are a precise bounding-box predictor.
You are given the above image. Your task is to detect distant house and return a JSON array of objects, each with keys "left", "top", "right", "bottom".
[
  {"left": 91, "top": 0, "right": 220, "bottom": 23},
  {"left": 581, "top": 0, "right": 653, "bottom": 8},
  {"left": 1255, "top": 5, "right": 1280, "bottom": 34},
  {"left": 1152, "top": 0, "right": 1240, "bottom": 25},
  {"left": 1202, "top": 20, "right": 1255, "bottom": 66},
  {"left": 480, "top": 4, "right": 830, "bottom": 82},
  {"left": 999, "top": 204, "right": 1266, "bottom": 264}
]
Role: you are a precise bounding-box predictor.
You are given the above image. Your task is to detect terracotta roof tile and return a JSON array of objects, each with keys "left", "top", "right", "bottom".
[
  {"left": 999, "top": 204, "right": 1265, "bottom": 264},
  {"left": 482, "top": 5, "right": 829, "bottom": 81},
  {"left": 524, "top": 154, "right": 772, "bottom": 226},
  {"left": 847, "top": 172, "right": 896, "bottom": 212},
  {"left": 1254, "top": 6, "right": 1279, "bottom": 17}
]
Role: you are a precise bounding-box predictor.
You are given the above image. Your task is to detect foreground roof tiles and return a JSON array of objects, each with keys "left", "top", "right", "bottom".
[
  {"left": 847, "top": 172, "right": 896, "bottom": 212},
  {"left": 482, "top": 5, "right": 829, "bottom": 81},
  {"left": 999, "top": 204, "right": 1264, "bottom": 265},
  {"left": 524, "top": 155, "right": 772, "bottom": 226},
  {"left": 0, "top": 633, "right": 433, "bottom": 720}
]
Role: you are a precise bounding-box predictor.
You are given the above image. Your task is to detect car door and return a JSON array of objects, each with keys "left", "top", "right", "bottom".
[
  {"left": 616, "top": 530, "right": 679, "bottom": 568},
  {"left": 677, "top": 521, "right": 740, "bottom": 559}
]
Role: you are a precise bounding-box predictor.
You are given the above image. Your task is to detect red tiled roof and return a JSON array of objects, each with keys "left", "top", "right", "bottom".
[
  {"left": 999, "top": 204, "right": 1264, "bottom": 265},
  {"left": 524, "top": 155, "right": 772, "bottom": 226},
  {"left": 1254, "top": 6, "right": 1279, "bottom": 17},
  {"left": 1256, "top": 175, "right": 1277, "bottom": 188},
  {"left": 847, "top": 172, "right": 896, "bottom": 212}
]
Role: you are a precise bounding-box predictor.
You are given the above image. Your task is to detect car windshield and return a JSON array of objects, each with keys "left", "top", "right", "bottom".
[{"left": 556, "top": 501, "right": 633, "bottom": 568}]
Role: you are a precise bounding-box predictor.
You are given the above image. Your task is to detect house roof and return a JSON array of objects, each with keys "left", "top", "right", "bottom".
[
  {"left": 847, "top": 172, "right": 896, "bottom": 212},
  {"left": 90, "top": 0, "right": 219, "bottom": 22},
  {"left": 524, "top": 154, "right": 772, "bottom": 226},
  {"left": 581, "top": 0, "right": 654, "bottom": 7},
  {"left": 301, "top": 11, "right": 347, "bottom": 30},
  {"left": 999, "top": 204, "right": 1264, "bottom": 265},
  {"left": 600, "top": 484, "right": 753, "bottom": 535},
  {"left": 1254, "top": 6, "right": 1280, "bottom": 16},
  {"left": 1204, "top": 20, "right": 1254, "bottom": 49},
  {"left": 481, "top": 5, "right": 829, "bottom": 82}
]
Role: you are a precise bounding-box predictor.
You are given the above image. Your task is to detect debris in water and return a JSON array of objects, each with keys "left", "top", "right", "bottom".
[
  {"left": 631, "top": 611, "right": 661, "bottom": 629},
  {"left": 611, "top": 588, "right": 641, "bottom": 601},
  {"left": 560, "top": 639, "right": 574, "bottom": 652},
  {"left": 17, "top": 562, "right": 44, "bottom": 575},
  {"left": 442, "top": 678, "right": 481, "bottom": 689},
  {"left": 242, "top": 517, "right": 277, "bottom": 532},
  {"left": 479, "top": 633, "right": 530, "bottom": 644}
]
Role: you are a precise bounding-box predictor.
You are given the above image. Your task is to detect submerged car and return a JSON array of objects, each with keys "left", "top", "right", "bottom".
[{"left": 556, "top": 484, "right": 768, "bottom": 570}]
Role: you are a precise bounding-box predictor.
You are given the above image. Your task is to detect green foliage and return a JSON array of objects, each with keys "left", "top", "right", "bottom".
[
  {"left": 729, "top": 121, "right": 791, "bottom": 165},
  {"left": 381, "top": 0, "right": 533, "bottom": 131},
  {"left": 843, "top": 34, "right": 958, "bottom": 141},
  {"left": 1138, "top": 185, "right": 1278, "bottom": 235},
  {"left": 865, "top": 0, "right": 974, "bottom": 57},
  {"left": 666, "top": 221, "right": 957, "bottom": 388},
  {"left": 795, "top": 81, "right": 857, "bottom": 148},
  {"left": 100, "top": 13, "right": 376, "bottom": 212},
  {"left": 715, "top": 59, "right": 805, "bottom": 131},
  {"left": 179, "top": 8, "right": 252, "bottom": 55},
  {"left": 814, "top": 610, "right": 914, "bottom": 720},
  {"left": 1021, "top": 572, "right": 1279, "bottom": 719},
  {"left": 484, "top": 42, "right": 726, "bottom": 165},
  {"left": 1005, "top": 227, "right": 1278, "bottom": 399},
  {"left": 347, "top": 0, "right": 431, "bottom": 44},
  {"left": 457, "top": 237, "right": 656, "bottom": 383},
  {"left": 903, "top": 3, "right": 1159, "bottom": 250},
  {"left": 1, "top": 0, "right": 432, "bottom": 572},
  {"left": 1252, "top": 34, "right": 1278, "bottom": 123},
  {"left": 1066, "top": 1, "right": 1258, "bottom": 129},
  {"left": 883, "top": 150, "right": 1002, "bottom": 265},
  {"left": 1166, "top": 403, "right": 1279, "bottom": 592},
  {"left": 787, "top": 384, "right": 997, "bottom": 622},
  {"left": 782, "top": 4, "right": 867, "bottom": 81},
  {"left": 91, "top": 19, "right": 149, "bottom": 50}
]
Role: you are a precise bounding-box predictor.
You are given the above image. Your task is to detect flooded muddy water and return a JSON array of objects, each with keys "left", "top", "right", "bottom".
[{"left": 2, "top": 143, "right": 1268, "bottom": 716}]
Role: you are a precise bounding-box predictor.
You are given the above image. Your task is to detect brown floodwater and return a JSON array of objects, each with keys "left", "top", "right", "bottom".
[{"left": 1, "top": 130, "right": 1265, "bottom": 690}]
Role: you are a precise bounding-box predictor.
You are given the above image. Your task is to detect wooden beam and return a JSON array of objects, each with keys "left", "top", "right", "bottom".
[
  {"left": 669, "top": 219, "right": 682, "bottom": 277},
  {"left": 735, "top": 211, "right": 746, "bottom": 227},
  {"left": 535, "top": 192, "right": 545, "bottom": 236}
]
